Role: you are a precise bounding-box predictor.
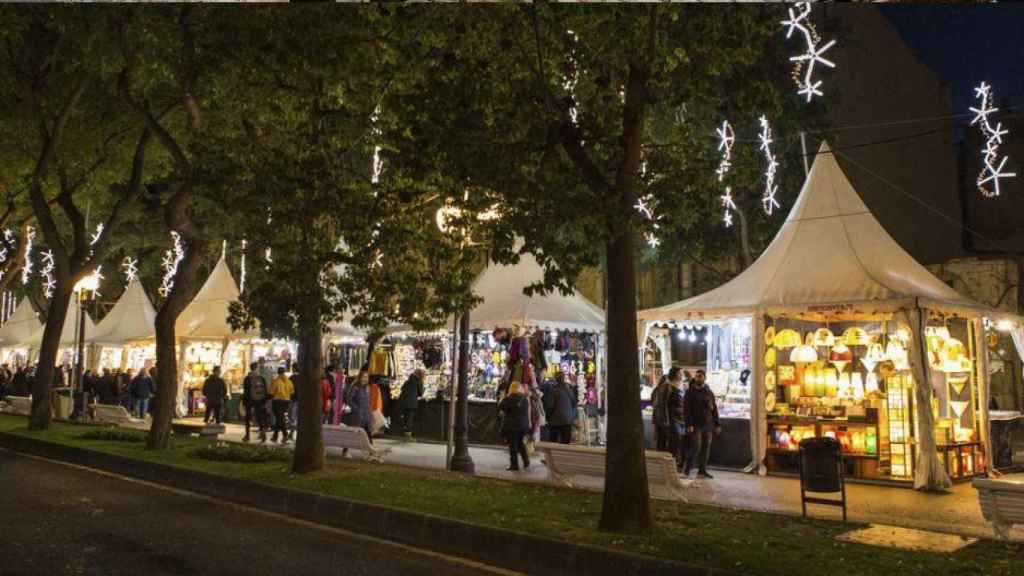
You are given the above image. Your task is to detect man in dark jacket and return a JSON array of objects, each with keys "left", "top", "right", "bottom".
[
  {"left": 546, "top": 372, "right": 576, "bottom": 444},
  {"left": 651, "top": 374, "right": 671, "bottom": 452},
  {"left": 202, "top": 366, "right": 228, "bottom": 425},
  {"left": 397, "top": 369, "right": 424, "bottom": 437},
  {"left": 666, "top": 367, "right": 687, "bottom": 470},
  {"left": 130, "top": 368, "right": 155, "bottom": 419},
  {"left": 97, "top": 369, "right": 116, "bottom": 404},
  {"left": 498, "top": 383, "right": 531, "bottom": 471},
  {"left": 242, "top": 363, "right": 269, "bottom": 443},
  {"left": 683, "top": 369, "right": 720, "bottom": 478}
]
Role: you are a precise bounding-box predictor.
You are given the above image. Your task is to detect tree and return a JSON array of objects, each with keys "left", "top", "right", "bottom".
[
  {"left": 0, "top": 10, "right": 156, "bottom": 429},
  {"left": 221, "top": 7, "right": 479, "bottom": 473},
  {"left": 388, "top": 4, "right": 800, "bottom": 532}
]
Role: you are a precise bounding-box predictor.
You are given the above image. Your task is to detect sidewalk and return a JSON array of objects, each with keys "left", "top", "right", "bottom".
[{"left": 195, "top": 418, "right": 1023, "bottom": 542}]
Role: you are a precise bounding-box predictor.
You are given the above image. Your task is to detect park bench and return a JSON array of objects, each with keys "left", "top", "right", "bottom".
[
  {"left": 92, "top": 404, "right": 148, "bottom": 430},
  {"left": 536, "top": 441, "right": 690, "bottom": 502},
  {"left": 0, "top": 395, "right": 31, "bottom": 416},
  {"left": 323, "top": 424, "right": 389, "bottom": 462},
  {"left": 973, "top": 476, "right": 1024, "bottom": 539},
  {"left": 171, "top": 420, "right": 225, "bottom": 439}
]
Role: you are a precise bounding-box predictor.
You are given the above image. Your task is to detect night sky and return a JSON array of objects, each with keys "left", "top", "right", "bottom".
[{"left": 881, "top": 5, "right": 1024, "bottom": 130}]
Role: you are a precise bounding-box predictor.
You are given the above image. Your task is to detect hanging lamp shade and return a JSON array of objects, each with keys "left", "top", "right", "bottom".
[
  {"left": 842, "top": 327, "right": 871, "bottom": 346},
  {"left": 773, "top": 329, "right": 802, "bottom": 349},
  {"left": 812, "top": 328, "right": 836, "bottom": 348},
  {"left": 829, "top": 343, "right": 852, "bottom": 373},
  {"left": 790, "top": 344, "right": 818, "bottom": 365},
  {"left": 948, "top": 374, "right": 969, "bottom": 395},
  {"left": 764, "top": 348, "right": 777, "bottom": 369},
  {"left": 862, "top": 343, "right": 885, "bottom": 372},
  {"left": 764, "top": 326, "right": 776, "bottom": 345}
]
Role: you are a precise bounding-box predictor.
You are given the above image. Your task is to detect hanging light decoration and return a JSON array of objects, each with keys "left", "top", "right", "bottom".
[
  {"left": 41, "top": 249, "right": 56, "bottom": 299},
  {"left": 781, "top": 2, "right": 837, "bottom": 103},
  {"left": 634, "top": 195, "right": 660, "bottom": 249},
  {"left": 716, "top": 120, "right": 737, "bottom": 227},
  {"left": 159, "top": 231, "right": 185, "bottom": 297},
  {"left": 21, "top": 226, "right": 35, "bottom": 285},
  {"left": 970, "top": 82, "right": 1016, "bottom": 197},
  {"left": 758, "top": 116, "right": 781, "bottom": 215},
  {"left": 240, "top": 239, "right": 247, "bottom": 294},
  {"left": 122, "top": 256, "right": 138, "bottom": 286},
  {"left": 563, "top": 29, "right": 581, "bottom": 127},
  {"left": 0, "top": 228, "right": 11, "bottom": 282}
]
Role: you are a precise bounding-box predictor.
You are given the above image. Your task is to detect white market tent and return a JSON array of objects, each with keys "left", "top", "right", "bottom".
[
  {"left": 176, "top": 255, "right": 258, "bottom": 340},
  {"left": 0, "top": 298, "right": 42, "bottom": 348},
  {"left": 638, "top": 142, "right": 1007, "bottom": 491},
  {"left": 90, "top": 279, "right": 157, "bottom": 345},
  {"left": 26, "top": 305, "right": 98, "bottom": 348}
]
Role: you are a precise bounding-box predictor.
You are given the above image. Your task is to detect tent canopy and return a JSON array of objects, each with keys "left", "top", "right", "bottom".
[
  {"left": 640, "top": 142, "right": 983, "bottom": 324},
  {"left": 90, "top": 279, "right": 157, "bottom": 346},
  {"left": 0, "top": 299, "right": 42, "bottom": 348},
  {"left": 26, "top": 305, "right": 98, "bottom": 348},
  {"left": 464, "top": 252, "right": 605, "bottom": 332},
  {"left": 177, "top": 256, "right": 258, "bottom": 340}
]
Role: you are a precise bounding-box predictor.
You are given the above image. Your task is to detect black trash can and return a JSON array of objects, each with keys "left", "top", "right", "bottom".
[{"left": 798, "top": 436, "right": 847, "bottom": 521}]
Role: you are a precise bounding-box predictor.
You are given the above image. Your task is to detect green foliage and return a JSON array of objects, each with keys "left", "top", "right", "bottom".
[
  {"left": 78, "top": 428, "right": 146, "bottom": 443},
  {"left": 190, "top": 441, "right": 291, "bottom": 464}
]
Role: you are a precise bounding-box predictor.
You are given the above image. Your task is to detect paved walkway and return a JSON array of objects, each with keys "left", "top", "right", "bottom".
[{"left": 196, "top": 419, "right": 1024, "bottom": 541}]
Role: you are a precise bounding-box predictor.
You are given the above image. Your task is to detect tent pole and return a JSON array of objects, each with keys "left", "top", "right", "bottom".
[{"left": 800, "top": 132, "right": 810, "bottom": 176}]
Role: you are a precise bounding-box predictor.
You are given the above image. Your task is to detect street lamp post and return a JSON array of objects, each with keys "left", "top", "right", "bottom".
[
  {"left": 73, "top": 273, "right": 99, "bottom": 420},
  {"left": 449, "top": 311, "right": 474, "bottom": 473}
]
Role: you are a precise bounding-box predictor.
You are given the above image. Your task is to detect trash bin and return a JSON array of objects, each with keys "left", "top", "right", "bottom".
[
  {"left": 798, "top": 436, "right": 847, "bottom": 521},
  {"left": 55, "top": 388, "right": 73, "bottom": 420}
]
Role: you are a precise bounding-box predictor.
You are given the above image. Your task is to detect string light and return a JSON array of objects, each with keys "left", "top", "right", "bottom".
[
  {"left": 781, "top": 2, "right": 836, "bottom": 103},
  {"left": 41, "top": 249, "right": 55, "bottom": 299},
  {"left": 90, "top": 223, "right": 103, "bottom": 247},
  {"left": 970, "top": 82, "right": 1016, "bottom": 197},
  {"left": 716, "top": 120, "right": 737, "bottom": 227},
  {"left": 240, "top": 239, "right": 247, "bottom": 294},
  {"left": 563, "top": 30, "right": 581, "bottom": 126},
  {"left": 758, "top": 116, "right": 781, "bottom": 215},
  {"left": 159, "top": 231, "right": 185, "bottom": 298},
  {"left": 635, "top": 195, "right": 660, "bottom": 248},
  {"left": 370, "top": 104, "right": 383, "bottom": 185},
  {"left": 0, "top": 229, "right": 10, "bottom": 283},
  {"left": 21, "top": 226, "right": 35, "bottom": 285},
  {"left": 122, "top": 256, "right": 138, "bottom": 285}
]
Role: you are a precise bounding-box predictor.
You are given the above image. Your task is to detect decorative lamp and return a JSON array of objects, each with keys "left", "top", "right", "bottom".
[
  {"left": 824, "top": 368, "right": 839, "bottom": 398},
  {"left": 829, "top": 343, "right": 852, "bottom": 373},
  {"left": 842, "top": 327, "right": 871, "bottom": 346},
  {"left": 764, "top": 348, "right": 777, "bottom": 369},
  {"left": 805, "top": 331, "right": 815, "bottom": 346},
  {"left": 778, "top": 365, "right": 796, "bottom": 386},
  {"left": 812, "top": 328, "right": 836, "bottom": 348},
  {"left": 862, "top": 343, "right": 885, "bottom": 372},
  {"left": 948, "top": 373, "right": 969, "bottom": 395},
  {"left": 790, "top": 344, "right": 818, "bottom": 365},
  {"left": 773, "top": 329, "right": 802, "bottom": 348},
  {"left": 851, "top": 372, "right": 866, "bottom": 400},
  {"left": 764, "top": 326, "right": 776, "bottom": 345},
  {"left": 940, "top": 338, "right": 968, "bottom": 373},
  {"left": 838, "top": 372, "right": 852, "bottom": 399},
  {"left": 864, "top": 372, "right": 879, "bottom": 395}
]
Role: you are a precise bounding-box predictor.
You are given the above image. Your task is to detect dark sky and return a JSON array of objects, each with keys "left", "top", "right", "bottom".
[{"left": 881, "top": 5, "right": 1024, "bottom": 121}]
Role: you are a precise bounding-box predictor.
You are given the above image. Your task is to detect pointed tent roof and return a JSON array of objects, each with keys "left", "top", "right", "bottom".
[
  {"left": 176, "top": 256, "right": 258, "bottom": 340},
  {"left": 640, "top": 142, "right": 981, "bottom": 323},
  {"left": 0, "top": 299, "right": 42, "bottom": 347},
  {"left": 26, "top": 305, "right": 98, "bottom": 348},
  {"left": 466, "top": 252, "right": 605, "bottom": 332},
  {"left": 90, "top": 279, "right": 157, "bottom": 345}
]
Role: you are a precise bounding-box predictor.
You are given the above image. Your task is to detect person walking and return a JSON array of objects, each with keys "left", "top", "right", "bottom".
[
  {"left": 397, "top": 369, "right": 424, "bottom": 437},
  {"left": 320, "top": 368, "right": 334, "bottom": 424},
  {"left": 651, "top": 374, "right": 672, "bottom": 452},
  {"left": 242, "top": 363, "right": 270, "bottom": 443},
  {"left": 330, "top": 366, "right": 347, "bottom": 425},
  {"left": 269, "top": 367, "right": 294, "bottom": 444},
  {"left": 341, "top": 370, "right": 372, "bottom": 451},
  {"left": 129, "top": 368, "right": 155, "bottom": 420},
  {"left": 202, "top": 366, "right": 228, "bottom": 425},
  {"left": 498, "top": 382, "right": 531, "bottom": 471},
  {"left": 546, "top": 372, "right": 576, "bottom": 445},
  {"left": 666, "top": 367, "right": 688, "bottom": 471},
  {"left": 683, "top": 369, "right": 720, "bottom": 479},
  {"left": 118, "top": 369, "right": 134, "bottom": 410}
]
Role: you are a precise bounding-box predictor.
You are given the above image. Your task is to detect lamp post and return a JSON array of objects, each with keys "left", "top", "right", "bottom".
[{"left": 73, "top": 272, "right": 99, "bottom": 420}]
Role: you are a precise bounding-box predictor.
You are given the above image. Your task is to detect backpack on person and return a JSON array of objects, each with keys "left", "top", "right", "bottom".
[{"left": 249, "top": 375, "right": 268, "bottom": 402}]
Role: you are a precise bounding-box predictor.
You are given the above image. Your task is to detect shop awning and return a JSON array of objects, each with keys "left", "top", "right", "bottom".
[
  {"left": 640, "top": 142, "right": 985, "bottom": 324},
  {"left": 90, "top": 279, "right": 157, "bottom": 346},
  {"left": 0, "top": 299, "right": 42, "bottom": 348},
  {"left": 176, "top": 256, "right": 259, "bottom": 340}
]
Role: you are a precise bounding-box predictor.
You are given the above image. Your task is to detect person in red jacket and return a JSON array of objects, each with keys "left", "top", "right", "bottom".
[{"left": 320, "top": 368, "right": 334, "bottom": 424}]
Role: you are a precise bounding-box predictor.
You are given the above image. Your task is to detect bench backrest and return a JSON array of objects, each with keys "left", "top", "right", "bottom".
[
  {"left": 322, "top": 424, "right": 373, "bottom": 452},
  {"left": 539, "top": 442, "right": 681, "bottom": 488},
  {"left": 4, "top": 395, "right": 31, "bottom": 415},
  {"left": 94, "top": 404, "right": 137, "bottom": 424}
]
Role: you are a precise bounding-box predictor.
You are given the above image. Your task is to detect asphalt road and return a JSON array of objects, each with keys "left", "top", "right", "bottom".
[{"left": 0, "top": 449, "right": 522, "bottom": 576}]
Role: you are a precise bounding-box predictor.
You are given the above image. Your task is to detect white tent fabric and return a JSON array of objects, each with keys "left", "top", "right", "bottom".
[
  {"left": 464, "top": 252, "right": 605, "bottom": 332},
  {"left": 26, "top": 305, "right": 98, "bottom": 347},
  {"left": 328, "top": 314, "right": 365, "bottom": 342},
  {"left": 0, "top": 299, "right": 42, "bottom": 347},
  {"left": 90, "top": 279, "right": 157, "bottom": 345},
  {"left": 176, "top": 256, "right": 257, "bottom": 340},
  {"left": 640, "top": 142, "right": 978, "bottom": 323}
]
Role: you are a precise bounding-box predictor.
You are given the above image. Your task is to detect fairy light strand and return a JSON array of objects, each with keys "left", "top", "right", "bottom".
[
  {"left": 563, "top": 30, "right": 581, "bottom": 126},
  {"left": 21, "top": 226, "right": 35, "bottom": 285},
  {"left": 240, "top": 239, "right": 247, "bottom": 294},
  {"left": 759, "top": 116, "right": 781, "bottom": 215},
  {"left": 781, "top": 2, "right": 837, "bottom": 103},
  {"left": 41, "top": 250, "right": 55, "bottom": 299},
  {"left": 970, "top": 82, "right": 1016, "bottom": 197},
  {"left": 635, "top": 195, "right": 660, "bottom": 249},
  {"left": 122, "top": 256, "right": 138, "bottom": 286},
  {"left": 159, "top": 231, "right": 185, "bottom": 298},
  {"left": 716, "top": 120, "right": 737, "bottom": 227}
]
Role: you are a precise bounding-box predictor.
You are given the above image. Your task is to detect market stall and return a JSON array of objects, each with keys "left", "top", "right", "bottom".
[
  {"left": 639, "top": 142, "right": 1015, "bottom": 489},
  {"left": 0, "top": 298, "right": 42, "bottom": 367},
  {"left": 88, "top": 278, "right": 157, "bottom": 372},
  {"left": 25, "top": 304, "right": 98, "bottom": 370}
]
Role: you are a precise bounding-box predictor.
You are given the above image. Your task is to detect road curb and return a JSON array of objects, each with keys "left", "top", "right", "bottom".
[{"left": 0, "top": 430, "right": 736, "bottom": 576}]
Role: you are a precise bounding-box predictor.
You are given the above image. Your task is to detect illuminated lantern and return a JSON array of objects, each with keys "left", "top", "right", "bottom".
[
  {"left": 812, "top": 328, "right": 836, "bottom": 348},
  {"left": 838, "top": 372, "right": 852, "bottom": 399},
  {"left": 773, "top": 329, "right": 802, "bottom": 349},
  {"left": 824, "top": 368, "right": 839, "bottom": 398},
  {"left": 842, "top": 327, "right": 871, "bottom": 347},
  {"left": 829, "top": 343, "right": 852, "bottom": 373},
  {"left": 764, "top": 348, "right": 777, "bottom": 369},
  {"left": 790, "top": 344, "right": 818, "bottom": 365},
  {"left": 852, "top": 372, "right": 866, "bottom": 400},
  {"left": 862, "top": 343, "right": 885, "bottom": 373},
  {"left": 778, "top": 365, "right": 796, "bottom": 386}
]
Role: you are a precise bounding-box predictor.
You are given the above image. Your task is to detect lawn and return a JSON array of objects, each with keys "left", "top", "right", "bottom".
[{"left": 1, "top": 414, "right": 1021, "bottom": 576}]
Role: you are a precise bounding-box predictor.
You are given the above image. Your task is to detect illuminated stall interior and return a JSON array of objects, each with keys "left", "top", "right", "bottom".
[
  {"left": 0, "top": 299, "right": 42, "bottom": 368},
  {"left": 89, "top": 278, "right": 158, "bottom": 372}
]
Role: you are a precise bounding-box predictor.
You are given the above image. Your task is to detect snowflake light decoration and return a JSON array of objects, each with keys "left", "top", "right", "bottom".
[
  {"left": 41, "top": 250, "right": 56, "bottom": 299},
  {"left": 970, "top": 82, "right": 1016, "bottom": 197},
  {"left": 122, "top": 257, "right": 138, "bottom": 285},
  {"left": 21, "top": 226, "right": 35, "bottom": 285},
  {"left": 715, "top": 120, "right": 737, "bottom": 226},
  {"left": 781, "top": 2, "right": 836, "bottom": 103},
  {"left": 90, "top": 223, "right": 104, "bottom": 246},
  {"left": 159, "top": 231, "right": 185, "bottom": 297},
  {"left": 563, "top": 30, "right": 581, "bottom": 126},
  {"left": 240, "top": 239, "right": 247, "bottom": 294},
  {"left": 759, "top": 116, "right": 781, "bottom": 215},
  {"left": 635, "top": 195, "right": 660, "bottom": 249}
]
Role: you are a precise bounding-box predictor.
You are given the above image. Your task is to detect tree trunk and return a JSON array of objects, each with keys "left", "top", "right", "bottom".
[
  {"left": 292, "top": 312, "right": 325, "bottom": 474},
  {"left": 598, "top": 229, "right": 652, "bottom": 532},
  {"left": 734, "top": 203, "right": 754, "bottom": 269},
  {"left": 28, "top": 285, "right": 74, "bottom": 430}
]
